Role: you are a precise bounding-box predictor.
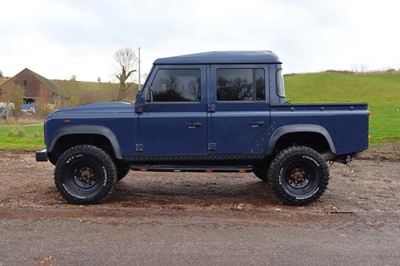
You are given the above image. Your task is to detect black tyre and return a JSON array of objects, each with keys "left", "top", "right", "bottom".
[
  {"left": 117, "top": 167, "right": 130, "bottom": 181},
  {"left": 253, "top": 167, "right": 269, "bottom": 183},
  {"left": 268, "top": 146, "right": 329, "bottom": 206},
  {"left": 54, "top": 145, "right": 117, "bottom": 204}
]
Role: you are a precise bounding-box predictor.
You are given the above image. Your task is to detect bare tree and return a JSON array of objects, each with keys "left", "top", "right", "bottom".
[{"left": 114, "top": 48, "right": 136, "bottom": 101}]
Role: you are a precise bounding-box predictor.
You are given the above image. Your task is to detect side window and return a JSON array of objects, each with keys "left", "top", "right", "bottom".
[
  {"left": 216, "top": 68, "right": 265, "bottom": 101},
  {"left": 276, "top": 68, "right": 286, "bottom": 98},
  {"left": 150, "top": 69, "right": 201, "bottom": 102}
]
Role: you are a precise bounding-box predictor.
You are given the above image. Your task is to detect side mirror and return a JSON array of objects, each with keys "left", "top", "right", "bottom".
[
  {"left": 143, "top": 86, "right": 152, "bottom": 102},
  {"left": 135, "top": 86, "right": 152, "bottom": 113}
]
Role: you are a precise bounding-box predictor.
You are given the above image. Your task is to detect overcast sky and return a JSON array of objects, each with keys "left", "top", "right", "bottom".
[{"left": 1, "top": 0, "right": 399, "bottom": 82}]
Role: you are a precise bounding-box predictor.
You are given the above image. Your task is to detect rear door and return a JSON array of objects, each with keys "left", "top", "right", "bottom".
[
  {"left": 208, "top": 65, "right": 271, "bottom": 154},
  {"left": 136, "top": 65, "right": 208, "bottom": 156}
]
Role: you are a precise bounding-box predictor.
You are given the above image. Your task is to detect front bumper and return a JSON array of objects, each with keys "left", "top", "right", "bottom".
[{"left": 35, "top": 149, "right": 48, "bottom": 162}]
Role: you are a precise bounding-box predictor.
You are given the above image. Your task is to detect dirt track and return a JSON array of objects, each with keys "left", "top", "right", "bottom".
[{"left": 0, "top": 146, "right": 399, "bottom": 265}]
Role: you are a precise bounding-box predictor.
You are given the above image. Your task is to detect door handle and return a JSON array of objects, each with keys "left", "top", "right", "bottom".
[
  {"left": 187, "top": 122, "right": 202, "bottom": 129},
  {"left": 250, "top": 121, "right": 265, "bottom": 128}
]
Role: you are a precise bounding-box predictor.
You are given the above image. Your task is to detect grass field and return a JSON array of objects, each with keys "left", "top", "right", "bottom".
[
  {"left": 284, "top": 71, "right": 400, "bottom": 144},
  {"left": 0, "top": 124, "right": 44, "bottom": 150}
]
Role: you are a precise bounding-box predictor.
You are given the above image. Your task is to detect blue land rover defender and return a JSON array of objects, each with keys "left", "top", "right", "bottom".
[{"left": 36, "top": 51, "right": 369, "bottom": 206}]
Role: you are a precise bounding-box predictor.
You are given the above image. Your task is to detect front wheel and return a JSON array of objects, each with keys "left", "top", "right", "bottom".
[
  {"left": 54, "top": 145, "right": 117, "bottom": 204},
  {"left": 268, "top": 146, "right": 329, "bottom": 206}
]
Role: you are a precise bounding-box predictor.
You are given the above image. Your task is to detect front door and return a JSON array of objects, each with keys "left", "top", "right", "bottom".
[{"left": 137, "top": 65, "right": 207, "bottom": 156}]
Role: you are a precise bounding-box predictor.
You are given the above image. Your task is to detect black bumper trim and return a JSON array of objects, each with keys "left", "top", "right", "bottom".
[{"left": 36, "top": 149, "right": 48, "bottom": 162}]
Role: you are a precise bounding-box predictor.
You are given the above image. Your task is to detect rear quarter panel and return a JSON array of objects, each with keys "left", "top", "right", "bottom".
[{"left": 270, "top": 103, "right": 369, "bottom": 155}]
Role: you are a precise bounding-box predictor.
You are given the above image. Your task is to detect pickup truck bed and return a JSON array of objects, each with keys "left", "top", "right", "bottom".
[{"left": 270, "top": 102, "right": 369, "bottom": 156}]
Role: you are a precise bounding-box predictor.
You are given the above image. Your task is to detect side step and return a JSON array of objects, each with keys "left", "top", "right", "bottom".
[{"left": 129, "top": 165, "right": 253, "bottom": 173}]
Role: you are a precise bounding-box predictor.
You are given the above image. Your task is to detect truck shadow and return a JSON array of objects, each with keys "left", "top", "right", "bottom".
[{"left": 108, "top": 172, "right": 280, "bottom": 207}]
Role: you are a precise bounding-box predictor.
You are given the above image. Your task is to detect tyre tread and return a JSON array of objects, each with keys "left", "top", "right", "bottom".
[
  {"left": 54, "top": 145, "right": 117, "bottom": 204},
  {"left": 268, "top": 146, "right": 329, "bottom": 206}
]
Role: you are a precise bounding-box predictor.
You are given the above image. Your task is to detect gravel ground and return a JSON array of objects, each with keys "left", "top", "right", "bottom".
[{"left": 0, "top": 146, "right": 399, "bottom": 265}]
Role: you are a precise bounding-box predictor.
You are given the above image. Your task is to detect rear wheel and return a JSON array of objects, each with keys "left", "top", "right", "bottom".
[
  {"left": 268, "top": 146, "right": 329, "bottom": 206},
  {"left": 54, "top": 145, "right": 117, "bottom": 204}
]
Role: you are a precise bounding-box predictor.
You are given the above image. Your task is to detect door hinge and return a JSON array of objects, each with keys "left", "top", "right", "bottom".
[
  {"left": 135, "top": 144, "right": 144, "bottom": 152},
  {"left": 208, "top": 143, "right": 217, "bottom": 151},
  {"left": 135, "top": 106, "right": 143, "bottom": 113},
  {"left": 207, "top": 104, "right": 216, "bottom": 112}
]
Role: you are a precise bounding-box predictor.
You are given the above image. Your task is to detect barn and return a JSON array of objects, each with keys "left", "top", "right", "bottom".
[{"left": 0, "top": 68, "right": 64, "bottom": 105}]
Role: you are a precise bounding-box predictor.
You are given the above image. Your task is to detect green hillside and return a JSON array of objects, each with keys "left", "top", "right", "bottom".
[
  {"left": 284, "top": 71, "right": 400, "bottom": 143},
  {"left": 52, "top": 80, "right": 121, "bottom": 105},
  {"left": 0, "top": 77, "right": 8, "bottom": 85}
]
